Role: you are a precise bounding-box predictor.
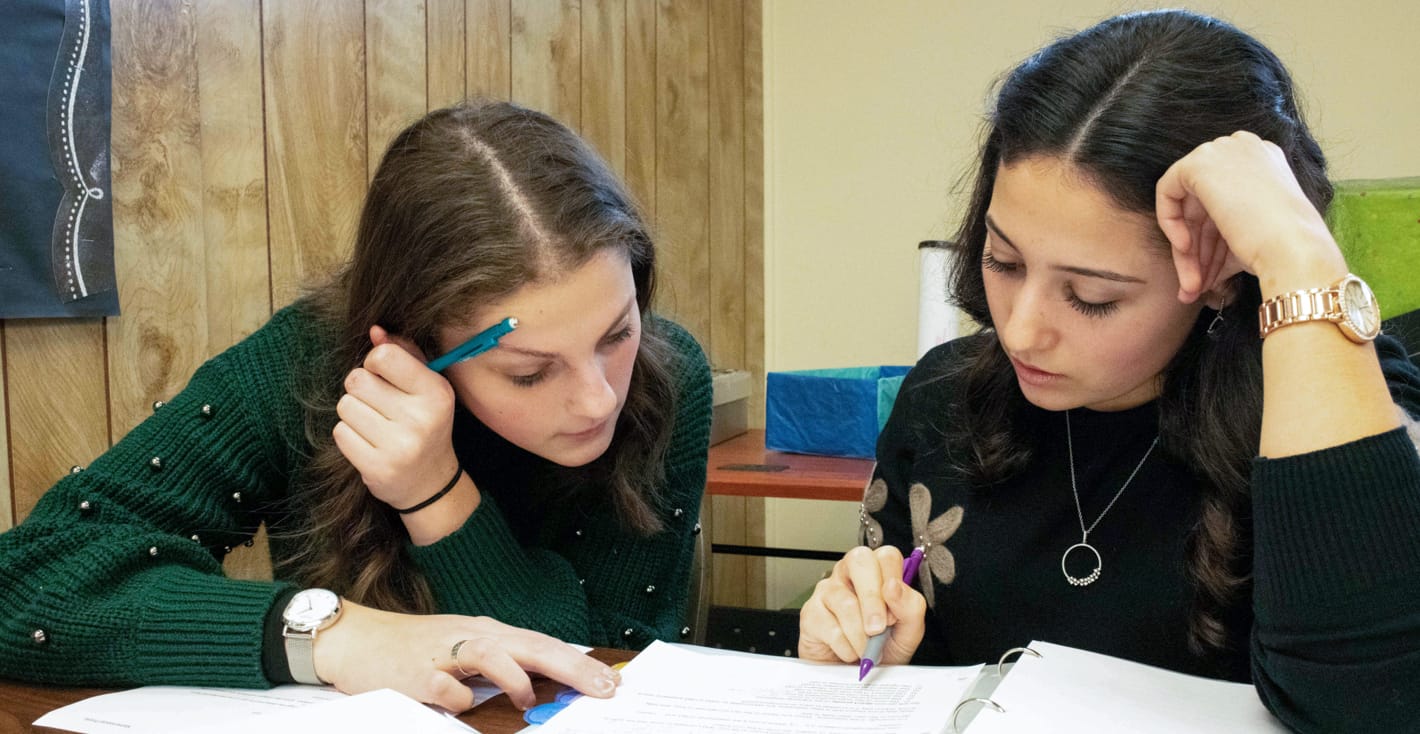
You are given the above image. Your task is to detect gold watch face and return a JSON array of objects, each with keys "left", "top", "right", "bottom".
[{"left": 1340, "top": 276, "right": 1381, "bottom": 342}]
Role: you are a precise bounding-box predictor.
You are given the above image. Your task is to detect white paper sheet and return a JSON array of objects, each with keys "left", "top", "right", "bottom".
[
  {"left": 533, "top": 641, "right": 983, "bottom": 734},
  {"left": 33, "top": 681, "right": 500, "bottom": 734},
  {"left": 177, "top": 689, "right": 479, "bottom": 734},
  {"left": 964, "top": 641, "right": 1288, "bottom": 733}
]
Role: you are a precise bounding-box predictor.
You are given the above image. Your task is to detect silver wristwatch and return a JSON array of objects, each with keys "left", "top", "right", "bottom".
[{"left": 281, "top": 588, "right": 342, "bottom": 685}]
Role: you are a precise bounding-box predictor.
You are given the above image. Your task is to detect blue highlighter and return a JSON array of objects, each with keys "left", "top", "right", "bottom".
[{"left": 426, "top": 317, "right": 518, "bottom": 372}]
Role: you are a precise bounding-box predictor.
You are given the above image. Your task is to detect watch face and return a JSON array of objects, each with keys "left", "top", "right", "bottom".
[
  {"left": 1342, "top": 277, "right": 1381, "bottom": 339},
  {"left": 284, "top": 589, "right": 341, "bottom": 631}
]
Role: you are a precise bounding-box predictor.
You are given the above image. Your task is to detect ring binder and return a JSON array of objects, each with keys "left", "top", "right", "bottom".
[
  {"left": 949, "top": 641, "right": 1285, "bottom": 732},
  {"left": 995, "top": 646, "right": 1042, "bottom": 677},
  {"left": 949, "top": 646, "right": 1040, "bottom": 732},
  {"left": 950, "top": 697, "right": 1005, "bottom": 733}
]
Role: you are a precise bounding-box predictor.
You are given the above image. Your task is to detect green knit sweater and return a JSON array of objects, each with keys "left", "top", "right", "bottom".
[{"left": 0, "top": 303, "right": 712, "bottom": 688}]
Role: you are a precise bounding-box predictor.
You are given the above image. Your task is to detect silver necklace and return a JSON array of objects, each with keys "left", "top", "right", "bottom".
[{"left": 1062, "top": 411, "right": 1158, "bottom": 587}]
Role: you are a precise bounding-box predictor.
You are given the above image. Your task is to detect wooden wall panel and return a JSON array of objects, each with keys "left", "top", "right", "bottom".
[
  {"left": 427, "top": 0, "right": 467, "bottom": 109},
  {"left": 107, "top": 0, "right": 207, "bottom": 439},
  {"left": 708, "top": 1, "right": 745, "bottom": 372},
  {"left": 262, "top": 1, "right": 367, "bottom": 305},
  {"left": 5, "top": 320, "right": 109, "bottom": 523},
  {"left": 744, "top": 0, "right": 765, "bottom": 429},
  {"left": 367, "top": 0, "right": 429, "bottom": 179},
  {"left": 0, "top": 327, "right": 10, "bottom": 532},
  {"left": 512, "top": 0, "right": 581, "bottom": 129},
  {"left": 197, "top": 0, "right": 271, "bottom": 354},
  {"left": 580, "top": 0, "right": 627, "bottom": 176},
  {"left": 654, "top": 0, "right": 710, "bottom": 338},
  {"left": 624, "top": 0, "right": 657, "bottom": 222},
  {"left": 1, "top": 0, "right": 765, "bottom": 601},
  {"left": 467, "top": 0, "right": 512, "bottom": 99}
]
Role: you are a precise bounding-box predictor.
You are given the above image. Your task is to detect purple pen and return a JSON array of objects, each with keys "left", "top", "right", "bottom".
[{"left": 858, "top": 546, "right": 926, "bottom": 682}]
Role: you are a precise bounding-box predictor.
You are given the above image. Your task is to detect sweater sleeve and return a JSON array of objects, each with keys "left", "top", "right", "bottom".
[
  {"left": 0, "top": 309, "right": 314, "bottom": 688},
  {"left": 406, "top": 319, "right": 712, "bottom": 649},
  {"left": 1250, "top": 334, "right": 1420, "bottom": 732}
]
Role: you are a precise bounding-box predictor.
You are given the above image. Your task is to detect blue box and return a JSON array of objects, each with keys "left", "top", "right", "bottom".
[{"left": 765, "top": 366, "right": 911, "bottom": 459}]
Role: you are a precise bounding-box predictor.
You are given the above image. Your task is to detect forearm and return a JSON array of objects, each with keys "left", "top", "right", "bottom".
[{"left": 1257, "top": 249, "right": 1400, "bottom": 458}]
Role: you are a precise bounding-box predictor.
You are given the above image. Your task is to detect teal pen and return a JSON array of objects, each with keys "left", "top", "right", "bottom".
[
  {"left": 859, "top": 546, "right": 925, "bottom": 682},
  {"left": 426, "top": 317, "right": 518, "bottom": 372}
]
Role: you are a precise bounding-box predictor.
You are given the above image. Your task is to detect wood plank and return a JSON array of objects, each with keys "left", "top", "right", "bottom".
[
  {"left": 711, "top": 495, "right": 748, "bottom": 606},
  {"left": 5, "top": 320, "right": 109, "bottom": 524},
  {"left": 108, "top": 0, "right": 207, "bottom": 439},
  {"left": 741, "top": 0, "right": 766, "bottom": 606},
  {"left": 707, "top": 0, "right": 745, "bottom": 372},
  {"left": 262, "top": 1, "right": 367, "bottom": 307},
  {"left": 427, "top": 0, "right": 467, "bottom": 110},
  {"left": 467, "top": 0, "right": 512, "bottom": 100},
  {"left": 196, "top": 0, "right": 271, "bottom": 355},
  {"left": 654, "top": 0, "right": 711, "bottom": 342},
  {"left": 624, "top": 0, "right": 656, "bottom": 221},
  {"left": 580, "top": 0, "right": 627, "bottom": 176},
  {"left": 0, "top": 325, "right": 11, "bottom": 531},
  {"left": 743, "top": 0, "right": 764, "bottom": 430},
  {"left": 510, "top": 0, "right": 581, "bottom": 127},
  {"left": 367, "top": 0, "right": 429, "bottom": 180}
]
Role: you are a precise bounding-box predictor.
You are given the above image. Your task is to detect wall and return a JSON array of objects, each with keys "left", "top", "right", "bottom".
[
  {"left": 762, "top": 0, "right": 1420, "bottom": 607},
  {"left": 0, "top": 0, "right": 765, "bottom": 599}
]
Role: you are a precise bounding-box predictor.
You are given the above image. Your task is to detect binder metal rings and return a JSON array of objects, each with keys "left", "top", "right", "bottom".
[
  {"left": 995, "top": 645, "right": 1042, "bottom": 677},
  {"left": 949, "top": 646, "right": 1041, "bottom": 732},
  {"left": 951, "top": 698, "right": 1005, "bottom": 732}
]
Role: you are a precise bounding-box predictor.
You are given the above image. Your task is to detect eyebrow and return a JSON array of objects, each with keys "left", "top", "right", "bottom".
[
  {"left": 984, "top": 214, "right": 1146, "bottom": 284},
  {"left": 492, "top": 297, "right": 636, "bottom": 360}
]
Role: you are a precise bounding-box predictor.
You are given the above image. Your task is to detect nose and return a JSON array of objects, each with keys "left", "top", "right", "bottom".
[
  {"left": 996, "top": 279, "right": 1057, "bottom": 356},
  {"left": 566, "top": 359, "right": 618, "bottom": 422}
]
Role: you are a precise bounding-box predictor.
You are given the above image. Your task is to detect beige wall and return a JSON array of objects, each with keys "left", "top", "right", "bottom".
[{"left": 762, "top": 1, "right": 1420, "bottom": 606}]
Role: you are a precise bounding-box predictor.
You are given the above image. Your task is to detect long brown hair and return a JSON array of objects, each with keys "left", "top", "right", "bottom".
[
  {"left": 943, "top": 11, "right": 1331, "bottom": 656},
  {"left": 282, "top": 101, "right": 677, "bottom": 613}
]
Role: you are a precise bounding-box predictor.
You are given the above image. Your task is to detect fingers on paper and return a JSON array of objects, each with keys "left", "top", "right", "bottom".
[
  {"left": 449, "top": 635, "right": 537, "bottom": 710},
  {"left": 424, "top": 670, "right": 478, "bottom": 713}
]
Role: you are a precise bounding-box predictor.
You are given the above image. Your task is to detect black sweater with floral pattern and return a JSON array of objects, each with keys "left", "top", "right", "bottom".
[{"left": 865, "top": 333, "right": 1420, "bottom": 733}]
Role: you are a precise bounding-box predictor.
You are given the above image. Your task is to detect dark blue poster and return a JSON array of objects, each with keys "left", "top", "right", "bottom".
[{"left": 0, "top": 0, "right": 118, "bottom": 318}]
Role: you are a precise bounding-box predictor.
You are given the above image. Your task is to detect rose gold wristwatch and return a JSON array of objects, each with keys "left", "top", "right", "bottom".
[{"left": 1257, "top": 273, "right": 1380, "bottom": 343}]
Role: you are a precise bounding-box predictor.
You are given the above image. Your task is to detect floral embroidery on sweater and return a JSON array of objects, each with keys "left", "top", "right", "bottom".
[{"left": 859, "top": 478, "right": 963, "bottom": 608}]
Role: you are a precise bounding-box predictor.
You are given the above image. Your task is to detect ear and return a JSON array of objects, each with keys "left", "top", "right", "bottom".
[{"left": 1201, "top": 277, "right": 1240, "bottom": 311}]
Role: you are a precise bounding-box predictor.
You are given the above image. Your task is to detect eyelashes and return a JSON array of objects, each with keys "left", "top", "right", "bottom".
[
  {"left": 507, "top": 324, "right": 637, "bottom": 388},
  {"left": 981, "top": 249, "right": 1120, "bottom": 319}
]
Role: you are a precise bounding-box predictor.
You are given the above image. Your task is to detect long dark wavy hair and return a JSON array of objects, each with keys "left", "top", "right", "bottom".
[
  {"left": 282, "top": 101, "right": 677, "bottom": 613},
  {"left": 944, "top": 10, "right": 1332, "bottom": 654}
]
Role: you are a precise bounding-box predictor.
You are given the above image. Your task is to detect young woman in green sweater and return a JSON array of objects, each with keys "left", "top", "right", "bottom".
[
  {"left": 0, "top": 101, "right": 713, "bottom": 713},
  {"left": 798, "top": 10, "right": 1419, "bottom": 731}
]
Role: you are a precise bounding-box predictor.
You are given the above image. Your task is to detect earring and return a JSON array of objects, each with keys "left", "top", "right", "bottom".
[{"left": 1205, "top": 296, "right": 1227, "bottom": 337}]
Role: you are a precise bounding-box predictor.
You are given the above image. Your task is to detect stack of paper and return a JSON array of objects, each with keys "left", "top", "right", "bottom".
[{"left": 534, "top": 641, "right": 983, "bottom": 733}]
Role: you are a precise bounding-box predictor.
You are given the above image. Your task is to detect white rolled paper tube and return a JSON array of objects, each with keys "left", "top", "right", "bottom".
[{"left": 917, "top": 240, "right": 961, "bottom": 359}]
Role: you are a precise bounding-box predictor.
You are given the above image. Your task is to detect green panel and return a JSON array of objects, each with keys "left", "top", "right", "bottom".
[{"left": 1327, "top": 177, "right": 1420, "bottom": 320}]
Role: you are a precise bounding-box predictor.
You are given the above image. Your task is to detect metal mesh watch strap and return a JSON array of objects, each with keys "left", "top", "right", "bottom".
[
  {"left": 1257, "top": 285, "right": 1341, "bottom": 338},
  {"left": 283, "top": 631, "right": 322, "bottom": 685}
]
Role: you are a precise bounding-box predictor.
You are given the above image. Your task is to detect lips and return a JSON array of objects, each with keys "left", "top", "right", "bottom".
[
  {"left": 565, "top": 420, "right": 609, "bottom": 441},
  {"left": 1010, "top": 356, "right": 1063, "bottom": 386}
]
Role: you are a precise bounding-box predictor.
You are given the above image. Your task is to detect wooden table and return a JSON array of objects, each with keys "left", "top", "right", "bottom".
[
  {"left": 705, "top": 429, "right": 874, "bottom": 561},
  {"left": 706, "top": 429, "right": 874, "bottom": 502},
  {"left": 0, "top": 648, "right": 634, "bottom": 734}
]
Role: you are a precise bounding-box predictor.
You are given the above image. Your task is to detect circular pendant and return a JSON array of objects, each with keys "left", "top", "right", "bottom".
[{"left": 1061, "top": 542, "right": 1102, "bottom": 586}]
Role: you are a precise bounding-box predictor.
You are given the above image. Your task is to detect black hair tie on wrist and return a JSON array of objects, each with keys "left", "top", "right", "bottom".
[{"left": 395, "top": 467, "right": 464, "bottom": 514}]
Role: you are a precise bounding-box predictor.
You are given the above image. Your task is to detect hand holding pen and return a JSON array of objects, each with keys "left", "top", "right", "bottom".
[
  {"left": 859, "top": 546, "right": 924, "bottom": 681},
  {"left": 796, "top": 544, "right": 930, "bottom": 671},
  {"left": 333, "top": 318, "right": 516, "bottom": 524}
]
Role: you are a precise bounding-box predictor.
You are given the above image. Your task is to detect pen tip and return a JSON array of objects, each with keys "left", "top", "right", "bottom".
[
  {"left": 507, "top": 317, "right": 519, "bottom": 328},
  {"left": 858, "top": 659, "right": 873, "bottom": 682}
]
